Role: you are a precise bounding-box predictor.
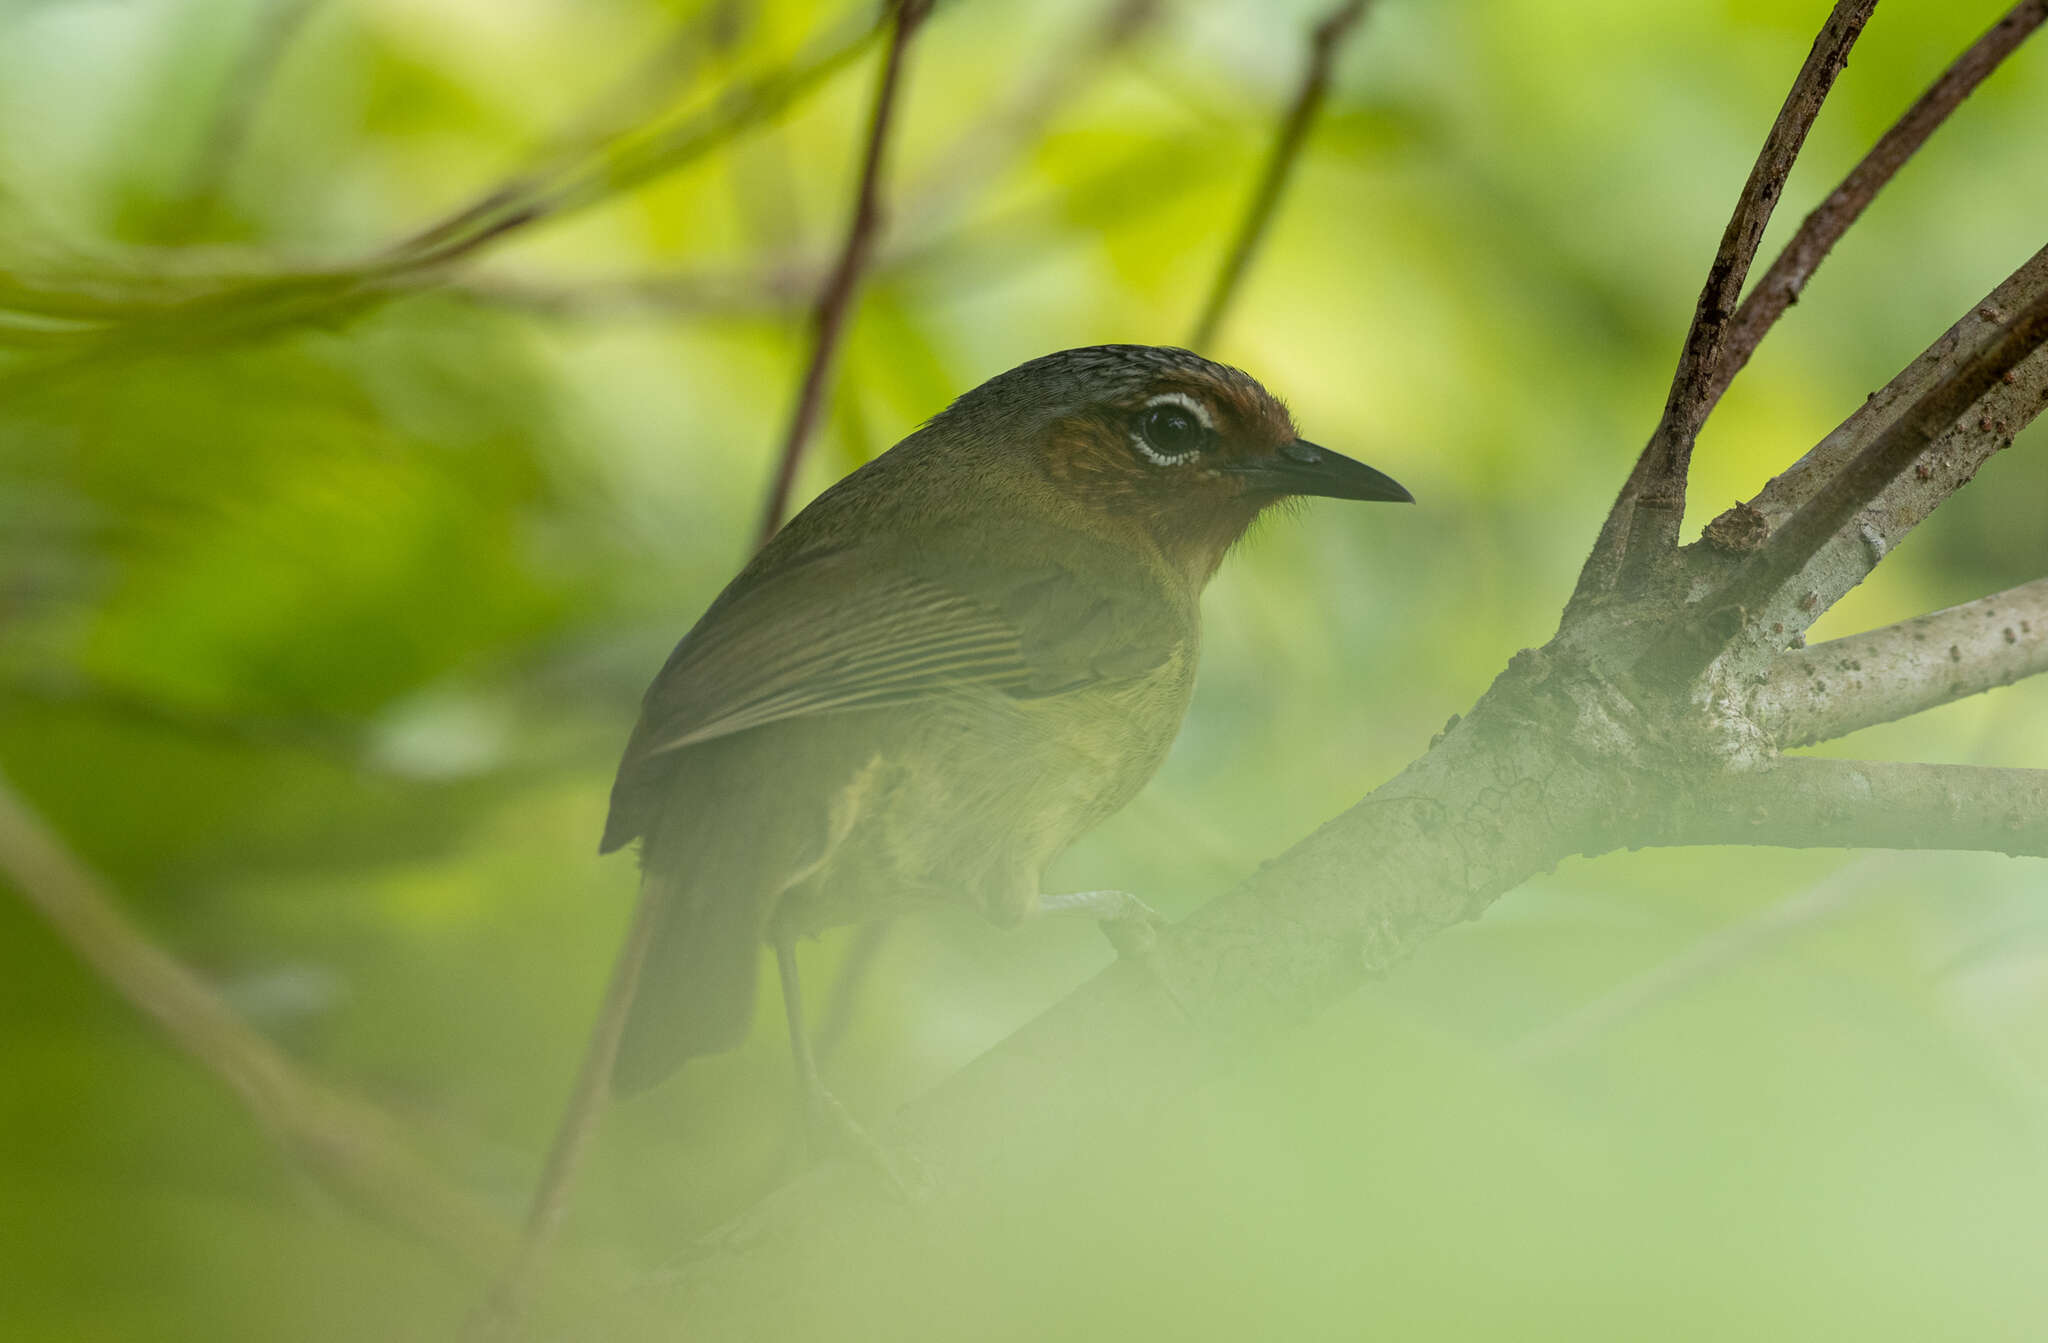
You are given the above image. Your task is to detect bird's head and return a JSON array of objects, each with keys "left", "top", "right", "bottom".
[{"left": 934, "top": 345, "right": 1411, "bottom": 581}]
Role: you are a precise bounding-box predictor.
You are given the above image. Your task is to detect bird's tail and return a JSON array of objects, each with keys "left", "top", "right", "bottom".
[{"left": 611, "top": 852, "right": 771, "bottom": 1095}]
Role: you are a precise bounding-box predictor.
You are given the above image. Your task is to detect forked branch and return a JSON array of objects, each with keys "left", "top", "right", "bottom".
[
  {"left": 1654, "top": 279, "right": 2048, "bottom": 687},
  {"left": 1582, "top": 0, "right": 1877, "bottom": 596}
]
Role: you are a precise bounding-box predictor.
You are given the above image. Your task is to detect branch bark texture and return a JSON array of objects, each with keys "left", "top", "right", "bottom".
[{"left": 1753, "top": 577, "right": 2048, "bottom": 747}]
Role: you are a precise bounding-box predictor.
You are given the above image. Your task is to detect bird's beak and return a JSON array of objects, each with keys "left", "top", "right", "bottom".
[{"left": 1226, "top": 439, "right": 1414, "bottom": 503}]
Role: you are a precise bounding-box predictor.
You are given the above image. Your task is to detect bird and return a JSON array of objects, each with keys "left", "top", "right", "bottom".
[{"left": 600, "top": 344, "right": 1410, "bottom": 1138}]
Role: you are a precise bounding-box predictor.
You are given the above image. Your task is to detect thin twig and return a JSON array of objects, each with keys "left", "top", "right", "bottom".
[
  {"left": 385, "top": 5, "right": 867, "bottom": 274},
  {"left": 755, "top": 0, "right": 931, "bottom": 547},
  {"left": 0, "top": 766, "right": 509, "bottom": 1270},
  {"left": 467, "top": 891, "right": 662, "bottom": 1341},
  {"left": 1577, "top": 0, "right": 1877, "bottom": 599},
  {"left": 1708, "top": 0, "right": 2048, "bottom": 408},
  {"left": 1188, "top": 0, "right": 1372, "bottom": 351},
  {"left": 1648, "top": 280, "right": 2048, "bottom": 688},
  {"left": 175, "top": 0, "right": 328, "bottom": 235},
  {"left": 1512, "top": 855, "right": 1892, "bottom": 1067}
]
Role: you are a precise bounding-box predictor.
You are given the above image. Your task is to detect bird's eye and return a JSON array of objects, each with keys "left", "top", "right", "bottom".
[{"left": 1134, "top": 401, "right": 1209, "bottom": 462}]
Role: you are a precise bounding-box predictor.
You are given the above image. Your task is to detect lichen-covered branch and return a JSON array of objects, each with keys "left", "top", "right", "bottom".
[{"left": 1752, "top": 576, "right": 2048, "bottom": 747}]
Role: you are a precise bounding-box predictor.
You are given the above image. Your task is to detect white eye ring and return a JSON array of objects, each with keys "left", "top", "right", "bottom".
[{"left": 1130, "top": 392, "right": 1213, "bottom": 466}]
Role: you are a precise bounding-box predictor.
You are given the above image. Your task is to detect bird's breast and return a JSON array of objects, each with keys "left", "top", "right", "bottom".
[{"left": 771, "top": 645, "right": 1197, "bottom": 937}]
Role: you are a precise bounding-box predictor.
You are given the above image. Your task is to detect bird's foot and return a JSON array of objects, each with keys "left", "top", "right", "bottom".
[
  {"left": 799, "top": 1080, "right": 925, "bottom": 1200},
  {"left": 1036, "top": 888, "right": 1190, "bottom": 1020}
]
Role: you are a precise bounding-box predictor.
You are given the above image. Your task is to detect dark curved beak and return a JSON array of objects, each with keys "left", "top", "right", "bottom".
[{"left": 1225, "top": 439, "right": 1414, "bottom": 503}]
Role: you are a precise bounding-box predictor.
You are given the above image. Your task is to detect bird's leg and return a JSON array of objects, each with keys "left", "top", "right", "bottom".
[
  {"left": 774, "top": 937, "right": 912, "bottom": 1194},
  {"left": 1034, "top": 889, "right": 1190, "bottom": 1019},
  {"left": 1035, "top": 888, "right": 1167, "bottom": 956}
]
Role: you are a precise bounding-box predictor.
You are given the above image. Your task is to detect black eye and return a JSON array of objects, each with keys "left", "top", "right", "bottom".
[{"left": 1135, "top": 402, "right": 1208, "bottom": 461}]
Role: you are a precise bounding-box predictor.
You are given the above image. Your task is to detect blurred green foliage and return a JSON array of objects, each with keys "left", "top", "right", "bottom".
[{"left": 2, "top": 0, "right": 2046, "bottom": 1339}]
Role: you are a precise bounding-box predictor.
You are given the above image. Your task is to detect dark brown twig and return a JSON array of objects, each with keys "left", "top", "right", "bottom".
[
  {"left": 0, "top": 767, "right": 509, "bottom": 1270},
  {"left": 755, "top": 0, "right": 931, "bottom": 548},
  {"left": 1188, "top": 0, "right": 1372, "bottom": 351},
  {"left": 1708, "top": 0, "right": 2048, "bottom": 409},
  {"left": 1578, "top": 0, "right": 1877, "bottom": 599}
]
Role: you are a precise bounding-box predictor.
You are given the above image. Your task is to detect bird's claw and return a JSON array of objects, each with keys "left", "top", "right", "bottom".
[
  {"left": 1039, "top": 889, "right": 1190, "bottom": 1022},
  {"left": 802, "top": 1085, "right": 926, "bottom": 1201}
]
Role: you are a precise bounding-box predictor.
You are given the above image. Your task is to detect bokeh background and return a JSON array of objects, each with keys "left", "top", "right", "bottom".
[{"left": 3, "top": 0, "right": 2047, "bottom": 1338}]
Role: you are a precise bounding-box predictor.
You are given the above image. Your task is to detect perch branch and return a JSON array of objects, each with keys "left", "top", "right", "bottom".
[
  {"left": 0, "top": 767, "right": 509, "bottom": 1270},
  {"left": 1752, "top": 576, "right": 2048, "bottom": 747},
  {"left": 1708, "top": 0, "right": 2048, "bottom": 408},
  {"left": 1578, "top": 0, "right": 1876, "bottom": 598},
  {"left": 756, "top": 0, "right": 931, "bottom": 547},
  {"left": 1188, "top": 0, "right": 1374, "bottom": 350}
]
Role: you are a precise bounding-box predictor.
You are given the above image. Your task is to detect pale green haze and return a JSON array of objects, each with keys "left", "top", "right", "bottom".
[{"left": 2, "top": 1, "right": 2045, "bottom": 1339}]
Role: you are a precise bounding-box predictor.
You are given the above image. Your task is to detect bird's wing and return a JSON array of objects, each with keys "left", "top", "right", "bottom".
[{"left": 602, "top": 540, "right": 1180, "bottom": 850}]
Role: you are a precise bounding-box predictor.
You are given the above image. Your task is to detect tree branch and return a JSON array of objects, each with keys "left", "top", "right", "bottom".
[
  {"left": 1751, "top": 576, "right": 2048, "bottom": 747},
  {"left": 1649, "top": 272, "right": 2048, "bottom": 688},
  {"left": 1577, "top": 0, "right": 1877, "bottom": 599},
  {"left": 1188, "top": 0, "right": 1374, "bottom": 350},
  {"left": 1654, "top": 757, "right": 2048, "bottom": 859},
  {"left": 0, "top": 767, "right": 510, "bottom": 1271},
  {"left": 755, "top": 0, "right": 931, "bottom": 547},
  {"left": 1708, "top": 0, "right": 2048, "bottom": 409},
  {"left": 1671, "top": 241, "right": 2048, "bottom": 690}
]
